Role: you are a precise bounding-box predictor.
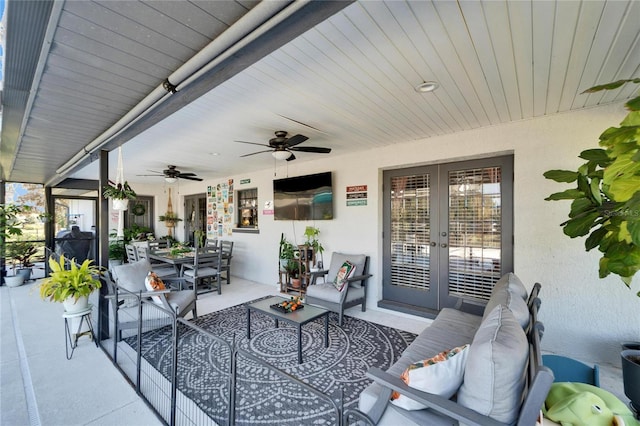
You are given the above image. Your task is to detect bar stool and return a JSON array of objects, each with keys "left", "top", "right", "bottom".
[{"left": 63, "top": 304, "right": 98, "bottom": 359}]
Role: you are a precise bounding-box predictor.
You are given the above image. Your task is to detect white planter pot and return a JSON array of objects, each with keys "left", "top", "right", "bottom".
[
  {"left": 4, "top": 275, "right": 24, "bottom": 287},
  {"left": 112, "top": 199, "right": 129, "bottom": 211},
  {"left": 63, "top": 295, "right": 89, "bottom": 313}
]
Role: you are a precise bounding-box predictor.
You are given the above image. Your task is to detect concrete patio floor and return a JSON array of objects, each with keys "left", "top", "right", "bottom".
[{"left": 1, "top": 276, "right": 630, "bottom": 426}]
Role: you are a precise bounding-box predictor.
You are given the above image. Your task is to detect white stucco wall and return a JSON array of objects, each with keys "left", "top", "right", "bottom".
[{"left": 125, "top": 102, "right": 640, "bottom": 365}]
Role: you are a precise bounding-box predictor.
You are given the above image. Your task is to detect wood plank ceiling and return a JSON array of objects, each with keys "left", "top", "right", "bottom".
[{"left": 2, "top": 0, "right": 638, "bottom": 185}]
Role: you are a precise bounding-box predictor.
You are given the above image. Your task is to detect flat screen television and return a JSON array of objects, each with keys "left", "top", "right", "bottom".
[{"left": 273, "top": 172, "right": 333, "bottom": 220}]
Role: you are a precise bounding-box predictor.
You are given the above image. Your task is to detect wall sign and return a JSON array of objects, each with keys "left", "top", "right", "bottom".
[
  {"left": 207, "top": 179, "right": 234, "bottom": 238},
  {"left": 346, "top": 185, "right": 368, "bottom": 206},
  {"left": 263, "top": 200, "right": 274, "bottom": 215}
]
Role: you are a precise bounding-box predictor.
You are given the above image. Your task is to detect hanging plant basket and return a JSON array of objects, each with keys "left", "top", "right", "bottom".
[{"left": 112, "top": 199, "right": 129, "bottom": 211}]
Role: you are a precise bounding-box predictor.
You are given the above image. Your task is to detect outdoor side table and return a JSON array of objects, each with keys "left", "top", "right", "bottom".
[{"left": 63, "top": 304, "right": 98, "bottom": 360}]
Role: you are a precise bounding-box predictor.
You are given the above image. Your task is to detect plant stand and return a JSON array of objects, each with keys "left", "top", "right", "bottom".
[
  {"left": 280, "top": 245, "right": 315, "bottom": 296},
  {"left": 63, "top": 304, "right": 97, "bottom": 360}
]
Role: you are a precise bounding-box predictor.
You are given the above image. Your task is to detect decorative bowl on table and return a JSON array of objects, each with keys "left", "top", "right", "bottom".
[{"left": 270, "top": 297, "right": 304, "bottom": 313}]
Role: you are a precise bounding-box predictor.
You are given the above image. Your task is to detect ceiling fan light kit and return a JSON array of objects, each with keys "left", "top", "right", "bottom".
[
  {"left": 164, "top": 177, "right": 178, "bottom": 184},
  {"left": 272, "top": 150, "right": 292, "bottom": 160}
]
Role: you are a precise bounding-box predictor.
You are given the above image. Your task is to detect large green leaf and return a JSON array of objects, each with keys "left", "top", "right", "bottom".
[
  {"left": 626, "top": 95, "right": 640, "bottom": 112},
  {"left": 606, "top": 244, "right": 640, "bottom": 278},
  {"left": 569, "top": 198, "right": 596, "bottom": 218},
  {"left": 579, "top": 148, "right": 609, "bottom": 163},
  {"left": 620, "top": 111, "right": 640, "bottom": 127},
  {"left": 585, "top": 226, "right": 608, "bottom": 251},
  {"left": 602, "top": 153, "right": 640, "bottom": 186},
  {"left": 563, "top": 211, "right": 599, "bottom": 237},
  {"left": 543, "top": 170, "right": 578, "bottom": 183},
  {"left": 545, "top": 189, "right": 584, "bottom": 201},
  {"left": 626, "top": 219, "right": 640, "bottom": 246},
  {"left": 608, "top": 176, "right": 640, "bottom": 202},
  {"left": 599, "top": 127, "right": 638, "bottom": 148},
  {"left": 589, "top": 177, "right": 602, "bottom": 205},
  {"left": 583, "top": 78, "right": 640, "bottom": 93},
  {"left": 599, "top": 257, "right": 610, "bottom": 278}
]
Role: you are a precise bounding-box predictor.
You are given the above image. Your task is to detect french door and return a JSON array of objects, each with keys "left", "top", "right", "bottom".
[
  {"left": 184, "top": 194, "right": 207, "bottom": 246},
  {"left": 383, "top": 156, "right": 513, "bottom": 313}
]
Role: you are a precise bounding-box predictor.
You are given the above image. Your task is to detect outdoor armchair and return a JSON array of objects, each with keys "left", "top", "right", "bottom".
[
  {"left": 305, "top": 252, "right": 372, "bottom": 326},
  {"left": 106, "top": 259, "right": 197, "bottom": 340}
]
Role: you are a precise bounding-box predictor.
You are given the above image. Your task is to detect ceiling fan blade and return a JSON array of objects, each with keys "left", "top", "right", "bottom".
[
  {"left": 180, "top": 175, "right": 203, "bottom": 181},
  {"left": 240, "top": 149, "right": 272, "bottom": 158},
  {"left": 235, "top": 140, "right": 270, "bottom": 148},
  {"left": 286, "top": 152, "right": 296, "bottom": 161},
  {"left": 177, "top": 172, "right": 196, "bottom": 177},
  {"left": 289, "top": 146, "right": 331, "bottom": 154},
  {"left": 137, "top": 173, "right": 163, "bottom": 176},
  {"left": 285, "top": 134, "right": 308, "bottom": 147}
]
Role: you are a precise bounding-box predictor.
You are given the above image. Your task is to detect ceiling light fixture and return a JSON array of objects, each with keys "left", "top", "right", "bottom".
[
  {"left": 165, "top": 177, "right": 178, "bottom": 184},
  {"left": 415, "top": 81, "right": 439, "bottom": 93},
  {"left": 272, "top": 150, "right": 291, "bottom": 160}
]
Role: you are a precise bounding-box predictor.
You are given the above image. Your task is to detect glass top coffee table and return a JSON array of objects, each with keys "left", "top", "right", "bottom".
[{"left": 246, "top": 296, "right": 329, "bottom": 364}]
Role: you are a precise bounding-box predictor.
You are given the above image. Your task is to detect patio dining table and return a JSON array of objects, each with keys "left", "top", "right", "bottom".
[{"left": 148, "top": 248, "right": 223, "bottom": 275}]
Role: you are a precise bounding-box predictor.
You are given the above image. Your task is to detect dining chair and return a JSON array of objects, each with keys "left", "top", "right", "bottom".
[
  {"left": 219, "top": 240, "right": 234, "bottom": 284},
  {"left": 135, "top": 243, "right": 178, "bottom": 278},
  {"left": 204, "top": 238, "right": 218, "bottom": 250},
  {"left": 181, "top": 248, "right": 223, "bottom": 295},
  {"left": 125, "top": 244, "right": 138, "bottom": 263}
]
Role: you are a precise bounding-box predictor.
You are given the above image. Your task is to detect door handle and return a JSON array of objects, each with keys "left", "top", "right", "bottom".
[
  {"left": 430, "top": 242, "right": 437, "bottom": 247},
  {"left": 440, "top": 243, "right": 448, "bottom": 248}
]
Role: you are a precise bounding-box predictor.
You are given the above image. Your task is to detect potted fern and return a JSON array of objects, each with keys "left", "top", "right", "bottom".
[
  {"left": 39, "top": 255, "right": 103, "bottom": 313},
  {"left": 159, "top": 212, "right": 182, "bottom": 228},
  {"left": 102, "top": 181, "right": 136, "bottom": 210}
]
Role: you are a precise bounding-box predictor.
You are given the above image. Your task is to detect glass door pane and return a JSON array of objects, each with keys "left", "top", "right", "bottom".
[
  {"left": 390, "top": 174, "right": 432, "bottom": 290},
  {"left": 447, "top": 167, "right": 503, "bottom": 301}
]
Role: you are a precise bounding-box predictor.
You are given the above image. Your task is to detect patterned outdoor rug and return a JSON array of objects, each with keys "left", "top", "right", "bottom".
[{"left": 126, "top": 298, "right": 415, "bottom": 425}]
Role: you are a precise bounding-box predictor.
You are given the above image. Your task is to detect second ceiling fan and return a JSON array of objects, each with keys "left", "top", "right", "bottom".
[
  {"left": 236, "top": 131, "right": 331, "bottom": 161},
  {"left": 138, "top": 165, "right": 203, "bottom": 182}
]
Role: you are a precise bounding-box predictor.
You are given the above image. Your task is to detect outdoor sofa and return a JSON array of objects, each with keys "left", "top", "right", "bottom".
[{"left": 360, "top": 273, "right": 553, "bottom": 425}]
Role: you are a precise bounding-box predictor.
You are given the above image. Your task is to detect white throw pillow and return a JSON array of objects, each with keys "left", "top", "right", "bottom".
[
  {"left": 390, "top": 344, "right": 469, "bottom": 411},
  {"left": 144, "top": 271, "right": 166, "bottom": 305}
]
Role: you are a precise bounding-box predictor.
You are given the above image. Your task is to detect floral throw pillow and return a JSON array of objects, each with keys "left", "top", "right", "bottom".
[
  {"left": 332, "top": 261, "right": 356, "bottom": 292},
  {"left": 144, "top": 271, "right": 166, "bottom": 304},
  {"left": 391, "top": 344, "right": 470, "bottom": 410}
]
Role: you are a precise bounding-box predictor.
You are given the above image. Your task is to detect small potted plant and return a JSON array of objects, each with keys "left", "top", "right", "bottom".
[
  {"left": 102, "top": 181, "right": 136, "bottom": 210},
  {"left": 108, "top": 239, "right": 126, "bottom": 266},
  {"left": 304, "top": 226, "right": 325, "bottom": 269},
  {"left": 279, "top": 234, "right": 296, "bottom": 271},
  {"left": 7, "top": 240, "right": 38, "bottom": 281},
  {"left": 1, "top": 203, "right": 30, "bottom": 286},
  {"left": 39, "top": 255, "right": 103, "bottom": 313},
  {"left": 159, "top": 212, "right": 182, "bottom": 228},
  {"left": 285, "top": 259, "right": 305, "bottom": 289}
]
